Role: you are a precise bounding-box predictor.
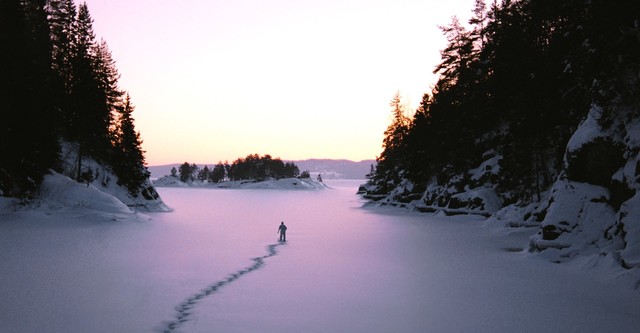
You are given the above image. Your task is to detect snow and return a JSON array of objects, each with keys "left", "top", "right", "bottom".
[
  {"left": 452, "top": 186, "right": 502, "bottom": 212},
  {"left": 38, "top": 173, "right": 134, "bottom": 214},
  {"left": 469, "top": 151, "right": 501, "bottom": 182},
  {"left": 620, "top": 192, "right": 640, "bottom": 267},
  {"left": 55, "top": 142, "right": 170, "bottom": 212},
  {"left": 566, "top": 105, "right": 605, "bottom": 153},
  {"left": 1, "top": 180, "right": 639, "bottom": 333},
  {"left": 530, "top": 179, "right": 619, "bottom": 255},
  {"left": 368, "top": 151, "right": 505, "bottom": 217},
  {"left": 152, "top": 175, "right": 189, "bottom": 187},
  {"left": 534, "top": 102, "right": 640, "bottom": 268}
]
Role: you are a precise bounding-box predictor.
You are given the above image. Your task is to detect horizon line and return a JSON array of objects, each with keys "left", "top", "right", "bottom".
[{"left": 147, "top": 157, "right": 377, "bottom": 167}]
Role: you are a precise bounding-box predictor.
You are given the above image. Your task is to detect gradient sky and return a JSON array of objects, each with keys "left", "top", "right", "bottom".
[{"left": 83, "top": 0, "right": 475, "bottom": 165}]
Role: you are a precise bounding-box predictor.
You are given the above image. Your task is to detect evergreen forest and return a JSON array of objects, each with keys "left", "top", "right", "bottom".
[
  {"left": 1, "top": 0, "right": 149, "bottom": 197},
  {"left": 172, "top": 154, "right": 303, "bottom": 183},
  {"left": 368, "top": 0, "right": 639, "bottom": 206}
]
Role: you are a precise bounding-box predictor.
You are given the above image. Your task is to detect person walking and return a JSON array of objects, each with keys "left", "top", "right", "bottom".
[{"left": 278, "top": 221, "right": 287, "bottom": 242}]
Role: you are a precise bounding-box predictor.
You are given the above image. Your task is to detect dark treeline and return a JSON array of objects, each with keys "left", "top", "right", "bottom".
[
  {"left": 370, "top": 0, "right": 639, "bottom": 204},
  {"left": 0, "top": 0, "right": 148, "bottom": 197},
  {"left": 173, "top": 154, "right": 303, "bottom": 183}
]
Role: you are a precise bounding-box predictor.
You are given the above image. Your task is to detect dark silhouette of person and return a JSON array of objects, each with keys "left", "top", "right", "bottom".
[{"left": 278, "top": 221, "right": 287, "bottom": 242}]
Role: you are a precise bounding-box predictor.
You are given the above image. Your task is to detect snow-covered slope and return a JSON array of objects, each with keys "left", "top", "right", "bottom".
[
  {"left": 0, "top": 170, "right": 166, "bottom": 224},
  {"left": 37, "top": 142, "right": 171, "bottom": 214},
  {"left": 38, "top": 173, "right": 133, "bottom": 214}
]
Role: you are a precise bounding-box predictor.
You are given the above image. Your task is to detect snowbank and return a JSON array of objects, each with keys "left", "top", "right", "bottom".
[
  {"left": 1, "top": 142, "right": 170, "bottom": 217},
  {"left": 53, "top": 142, "right": 170, "bottom": 213},
  {"left": 9, "top": 171, "right": 171, "bottom": 220},
  {"left": 154, "top": 176, "right": 328, "bottom": 191},
  {"left": 0, "top": 172, "right": 151, "bottom": 225},
  {"left": 38, "top": 173, "right": 133, "bottom": 214}
]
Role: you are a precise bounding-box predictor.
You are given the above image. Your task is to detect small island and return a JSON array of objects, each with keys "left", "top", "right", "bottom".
[{"left": 154, "top": 154, "right": 327, "bottom": 190}]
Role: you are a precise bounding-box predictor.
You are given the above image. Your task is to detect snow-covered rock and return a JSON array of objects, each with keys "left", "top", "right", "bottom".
[
  {"left": 529, "top": 104, "right": 639, "bottom": 268},
  {"left": 529, "top": 179, "right": 620, "bottom": 256},
  {"left": 362, "top": 152, "right": 504, "bottom": 217}
]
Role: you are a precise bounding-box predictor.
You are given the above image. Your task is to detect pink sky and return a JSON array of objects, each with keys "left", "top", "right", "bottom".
[{"left": 83, "top": 0, "right": 476, "bottom": 165}]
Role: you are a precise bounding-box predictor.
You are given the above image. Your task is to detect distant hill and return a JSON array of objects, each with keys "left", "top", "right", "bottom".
[
  {"left": 293, "top": 159, "right": 374, "bottom": 179},
  {"left": 147, "top": 159, "right": 375, "bottom": 180}
]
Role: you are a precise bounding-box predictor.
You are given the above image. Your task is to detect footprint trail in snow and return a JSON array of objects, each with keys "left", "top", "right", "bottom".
[{"left": 159, "top": 242, "right": 285, "bottom": 333}]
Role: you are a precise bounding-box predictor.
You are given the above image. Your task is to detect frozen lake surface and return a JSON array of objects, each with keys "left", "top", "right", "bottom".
[{"left": 1, "top": 180, "right": 639, "bottom": 332}]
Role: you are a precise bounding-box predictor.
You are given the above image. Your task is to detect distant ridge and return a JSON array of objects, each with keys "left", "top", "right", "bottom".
[
  {"left": 293, "top": 159, "right": 374, "bottom": 179},
  {"left": 147, "top": 159, "right": 375, "bottom": 180}
]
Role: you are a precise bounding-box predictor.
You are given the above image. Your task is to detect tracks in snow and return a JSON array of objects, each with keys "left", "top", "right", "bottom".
[{"left": 159, "top": 242, "right": 285, "bottom": 333}]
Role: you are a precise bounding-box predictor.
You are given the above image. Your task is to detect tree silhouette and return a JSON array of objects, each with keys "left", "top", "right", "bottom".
[
  {"left": 112, "top": 94, "right": 149, "bottom": 195},
  {"left": 0, "top": 0, "right": 59, "bottom": 196},
  {"left": 368, "top": 0, "right": 640, "bottom": 206},
  {"left": 1, "top": 0, "right": 151, "bottom": 198}
]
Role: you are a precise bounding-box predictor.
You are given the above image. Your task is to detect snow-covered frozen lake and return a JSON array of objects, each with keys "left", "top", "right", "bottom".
[{"left": 1, "top": 180, "right": 639, "bottom": 333}]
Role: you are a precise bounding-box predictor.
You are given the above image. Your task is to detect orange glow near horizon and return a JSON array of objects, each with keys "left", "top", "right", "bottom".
[{"left": 83, "top": 0, "right": 476, "bottom": 165}]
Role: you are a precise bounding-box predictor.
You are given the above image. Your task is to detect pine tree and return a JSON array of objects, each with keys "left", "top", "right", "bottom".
[
  {"left": 434, "top": 16, "right": 475, "bottom": 90},
  {"left": 483, "top": 0, "right": 576, "bottom": 202},
  {"left": 1, "top": 0, "right": 152, "bottom": 199},
  {"left": 79, "top": 4, "right": 112, "bottom": 151},
  {"left": 469, "top": 0, "right": 488, "bottom": 50},
  {"left": 380, "top": 92, "right": 410, "bottom": 161},
  {"left": 372, "top": 92, "right": 411, "bottom": 190},
  {"left": 66, "top": 1, "right": 96, "bottom": 177},
  {"left": 190, "top": 163, "right": 198, "bottom": 181},
  {"left": 209, "top": 162, "right": 226, "bottom": 183},
  {"left": 283, "top": 162, "right": 299, "bottom": 178},
  {"left": 364, "top": 0, "right": 639, "bottom": 207},
  {"left": 179, "top": 162, "right": 191, "bottom": 182},
  {"left": 403, "top": 92, "right": 437, "bottom": 183},
  {"left": 93, "top": 39, "right": 123, "bottom": 134},
  {"left": 112, "top": 93, "right": 148, "bottom": 195},
  {"left": 0, "top": 0, "right": 60, "bottom": 196},
  {"left": 46, "top": 0, "right": 76, "bottom": 95},
  {"left": 198, "top": 165, "right": 210, "bottom": 181},
  {"left": 224, "top": 161, "right": 231, "bottom": 179}
]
